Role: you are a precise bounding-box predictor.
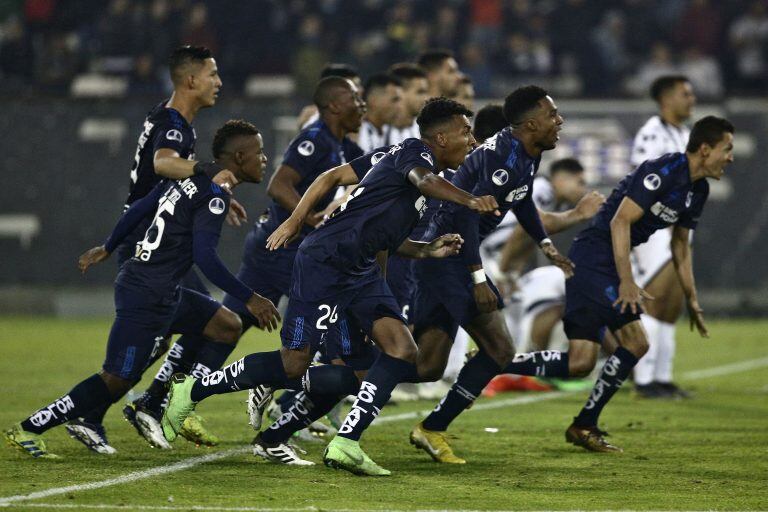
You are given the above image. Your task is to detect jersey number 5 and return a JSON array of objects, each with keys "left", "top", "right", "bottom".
[{"left": 137, "top": 197, "right": 175, "bottom": 261}]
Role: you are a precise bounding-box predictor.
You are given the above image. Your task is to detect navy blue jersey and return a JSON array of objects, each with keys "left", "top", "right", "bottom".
[
  {"left": 581, "top": 152, "right": 709, "bottom": 247},
  {"left": 300, "top": 138, "right": 437, "bottom": 276},
  {"left": 126, "top": 101, "right": 196, "bottom": 207},
  {"left": 116, "top": 175, "right": 230, "bottom": 298},
  {"left": 423, "top": 128, "right": 544, "bottom": 265},
  {"left": 258, "top": 119, "right": 363, "bottom": 245},
  {"left": 409, "top": 168, "right": 456, "bottom": 241}
]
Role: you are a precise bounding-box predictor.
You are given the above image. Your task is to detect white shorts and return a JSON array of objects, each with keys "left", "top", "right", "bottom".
[
  {"left": 631, "top": 228, "right": 673, "bottom": 288},
  {"left": 514, "top": 266, "right": 566, "bottom": 351}
]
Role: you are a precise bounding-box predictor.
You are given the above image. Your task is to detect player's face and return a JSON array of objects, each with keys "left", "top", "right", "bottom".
[
  {"left": 239, "top": 133, "right": 268, "bottom": 183},
  {"left": 437, "top": 58, "right": 461, "bottom": 96},
  {"left": 669, "top": 81, "right": 696, "bottom": 121},
  {"left": 702, "top": 132, "right": 734, "bottom": 180},
  {"left": 552, "top": 171, "right": 587, "bottom": 204},
  {"left": 532, "top": 96, "right": 563, "bottom": 150},
  {"left": 404, "top": 78, "right": 430, "bottom": 117},
  {"left": 455, "top": 82, "right": 475, "bottom": 111},
  {"left": 338, "top": 82, "right": 367, "bottom": 132},
  {"left": 372, "top": 84, "right": 403, "bottom": 124},
  {"left": 194, "top": 58, "right": 222, "bottom": 107},
  {"left": 441, "top": 115, "right": 477, "bottom": 169}
]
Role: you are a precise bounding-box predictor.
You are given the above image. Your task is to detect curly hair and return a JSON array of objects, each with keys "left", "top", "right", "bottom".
[
  {"left": 502, "top": 85, "right": 549, "bottom": 126},
  {"left": 212, "top": 119, "right": 260, "bottom": 159},
  {"left": 416, "top": 97, "right": 473, "bottom": 136}
]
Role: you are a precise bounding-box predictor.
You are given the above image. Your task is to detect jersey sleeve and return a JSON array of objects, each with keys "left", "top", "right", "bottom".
[
  {"left": 625, "top": 162, "right": 669, "bottom": 211},
  {"left": 150, "top": 117, "right": 191, "bottom": 156},
  {"left": 393, "top": 144, "right": 437, "bottom": 179},
  {"left": 349, "top": 145, "right": 391, "bottom": 180},
  {"left": 281, "top": 135, "right": 326, "bottom": 178},
  {"left": 193, "top": 230, "right": 254, "bottom": 303},
  {"left": 630, "top": 124, "right": 665, "bottom": 166},
  {"left": 345, "top": 139, "right": 365, "bottom": 162},
  {"left": 677, "top": 182, "right": 709, "bottom": 230},
  {"left": 104, "top": 181, "right": 165, "bottom": 252},
  {"left": 192, "top": 189, "right": 229, "bottom": 236}
]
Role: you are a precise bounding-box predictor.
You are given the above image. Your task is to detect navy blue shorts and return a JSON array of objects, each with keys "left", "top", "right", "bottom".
[
  {"left": 281, "top": 252, "right": 404, "bottom": 359},
  {"left": 386, "top": 254, "right": 416, "bottom": 323},
  {"left": 563, "top": 237, "right": 640, "bottom": 343},
  {"left": 412, "top": 257, "right": 504, "bottom": 340},
  {"left": 321, "top": 314, "right": 380, "bottom": 371},
  {"left": 222, "top": 227, "right": 295, "bottom": 330},
  {"left": 103, "top": 285, "right": 220, "bottom": 380}
]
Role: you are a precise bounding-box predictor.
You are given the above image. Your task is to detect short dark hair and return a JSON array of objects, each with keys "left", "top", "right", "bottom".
[
  {"left": 650, "top": 75, "right": 690, "bottom": 102},
  {"left": 169, "top": 45, "right": 211, "bottom": 85},
  {"left": 416, "top": 97, "right": 473, "bottom": 136},
  {"left": 212, "top": 119, "right": 260, "bottom": 159},
  {"left": 388, "top": 62, "right": 427, "bottom": 83},
  {"left": 416, "top": 49, "right": 454, "bottom": 72},
  {"left": 503, "top": 85, "right": 549, "bottom": 125},
  {"left": 320, "top": 63, "right": 359, "bottom": 80},
  {"left": 686, "top": 116, "right": 734, "bottom": 153},
  {"left": 313, "top": 76, "right": 354, "bottom": 110},
  {"left": 473, "top": 104, "right": 507, "bottom": 142},
  {"left": 362, "top": 73, "right": 402, "bottom": 101},
  {"left": 550, "top": 158, "right": 584, "bottom": 176}
]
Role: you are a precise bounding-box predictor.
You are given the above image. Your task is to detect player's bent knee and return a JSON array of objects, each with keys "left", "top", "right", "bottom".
[
  {"left": 99, "top": 371, "right": 133, "bottom": 398},
  {"left": 418, "top": 361, "right": 445, "bottom": 382},
  {"left": 212, "top": 307, "right": 243, "bottom": 345},
  {"left": 569, "top": 357, "right": 595, "bottom": 379},
  {"left": 280, "top": 347, "right": 312, "bottom": 380}
]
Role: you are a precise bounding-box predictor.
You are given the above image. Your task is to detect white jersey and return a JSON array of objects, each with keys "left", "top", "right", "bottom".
[
  {"left": 357, "top": 120, "right": 392, "bottom": 153},
  {"left": 388, "top": 119, "right": 420, "bottom": 145},
  {"left": 630, "top": 115, "right": 690, "bottom": 166},
  {"left": 630, "top": 115, "right": 691, "bottom": 286}
]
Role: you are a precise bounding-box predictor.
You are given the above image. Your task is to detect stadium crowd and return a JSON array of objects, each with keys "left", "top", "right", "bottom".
[{"left": 1, "top": 0, "right": 768, "bottom": 98}]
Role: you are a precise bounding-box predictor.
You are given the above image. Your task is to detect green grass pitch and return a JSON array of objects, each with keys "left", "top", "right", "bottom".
[{"left": 1, "top": 317, "right": 766, "bottom": 510}]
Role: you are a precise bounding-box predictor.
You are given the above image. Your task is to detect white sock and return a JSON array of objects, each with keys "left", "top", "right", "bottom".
[
  {"left": 444, "top": 328, "right": 470, "bottom": 382},
  {"left": 654, "top": 321, "right": 676, "bottom": 383},
  {"left": 634, "top": 314, "right": 661, "bottom": 386}
]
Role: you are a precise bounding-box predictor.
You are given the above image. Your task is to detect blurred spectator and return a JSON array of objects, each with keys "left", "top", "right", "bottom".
[
  {"left": 36, "top": 31, "right": 79, "bottom": 91},
  {"left": 129, "top": 52, "right": 164, "bottom": 96},
  {"left": 676, "top": 0, "right": 723, "bottom": 56},
  {"left": 178, "top": 3, "right": 217, "bottom": 54},
  {"left": 679, "top": 46, "right": 724, "bottom": 99},
  {"left": 729, "top": 0, "right": 768, "bottom": 92},
  {"left": 0, "top": 15, "right": 34, "bottom": 83},
  {"left": 590, "top": 10, "right": 630, "bottom": 94},
  {"left": 627, "top": 41, "right": 679, "bottom": 96}
]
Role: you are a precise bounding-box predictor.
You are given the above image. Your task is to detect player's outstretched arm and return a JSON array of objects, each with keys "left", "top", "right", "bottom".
[
  {"left": 396, "top": 234, "right": 464, "bottom": 259},
  {"left": 266, "top": 163, "right": 359, "bottom": 250},
  {"left": 512, "top": 194, "right": 574, "bottom": 278},
  {"left": 407, "top": 167, "right": 499, "bottom": 215},
  {"left": 154, "top": 148, "right": 239, "bottom": 190},
  {"left": 541, "top": 191, "right": 606, "bottom": 234},
  {"left": 610, "top": 197, "right": 654, "bottom": 314},
  {"left": 671, "top": 225, "right": 708, "bottom": 337}
]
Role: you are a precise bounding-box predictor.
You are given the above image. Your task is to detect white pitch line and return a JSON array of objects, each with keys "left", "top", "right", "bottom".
[
  {"left": 1, "top": 356, "right": 766, "bottom": 508},
  {"left": 0, "top": 504, "right": 665, "bottom": 512}
]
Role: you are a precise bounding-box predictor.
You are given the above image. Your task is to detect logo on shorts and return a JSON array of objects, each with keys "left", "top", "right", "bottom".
[
  {"left": 420, "top": 152, "right": 434, "bottom": 167},
  {"left": 643, "top": 173, "right": 661, "bottom": 191},
  {"left": 209, "top": 197, "right": 226, "bottom": 215},
  {"left": 297, "top": 140, "right": 315, "bottom": 156},
  {"left": 685, "top": 191, "right": 693, "bottom": 208},
  {"left": 492, "top": 169, "right": 509, "bottom": 186},
  {"left": 166, "top": 129, "right": 183, "bottom": 143}
]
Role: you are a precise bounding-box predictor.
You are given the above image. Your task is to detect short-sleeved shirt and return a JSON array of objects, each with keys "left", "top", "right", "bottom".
[
  {"left": 630, "top": 115, "right": 690, "bottom": 166},
  {"left": 300, "top": 138, "right": 437, "bottom": 277},
  {"left": 117, "top": 174, "right": 230, "bottom": 299},
  {"left": 580, "top": 152, "right": 709, "bottom": 249},
  {"left": 423, "top": 128, "right": 541, "bottom": 256},
  {"left": 256, "top": 119, "right": 363, "bottom": 246},
  {"left": 126, "top": 101, "right": 196, "bottom": 207}
]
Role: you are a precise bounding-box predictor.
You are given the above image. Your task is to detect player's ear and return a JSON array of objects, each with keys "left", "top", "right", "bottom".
[{"left": 436, "top": 131, "right": 448, "bottom": 148}]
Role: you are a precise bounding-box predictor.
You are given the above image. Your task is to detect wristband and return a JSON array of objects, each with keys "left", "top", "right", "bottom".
[
  {"left": 471, "top": 269, "right": 487, "bottom": 285},
  {"left": 539, "top": 237, "right": 553, "bottom": 247},
  {"left": 193, "top": 161, "right": 224, "bottom": 179}
]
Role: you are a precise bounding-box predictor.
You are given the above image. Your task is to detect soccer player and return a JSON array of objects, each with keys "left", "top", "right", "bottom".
[
  {"left": 453, "top": 74, "right": 475, "bottom": 111},
  {"left": 4, "top": 120, "right": 279, "bottom": 458},
  {"left": 417, "top": 49, "right": 461, "bottom": 99},
  {"left": 356, "top": 73, "right": 403, "bottom": 152},
  {"left": 502, "top": 116, "right": 733, "bottom": 452},
  {"left": 161, "top": 98, "right": 499, "bottom": 476},
  {"left": 87, "top": 45, "right": 243, "bottom": 451},
  {"left": 406, "top": 86, "right": 574, "bottom": 463},
  {"left": 298, "top": 63, "right": 363, "bottom": 129},
  {"left": 630, "top": 75, "right": 697, "bottom": 398},
  {"left": 388, "top": 63, "right": 430, "bottom": 142}
]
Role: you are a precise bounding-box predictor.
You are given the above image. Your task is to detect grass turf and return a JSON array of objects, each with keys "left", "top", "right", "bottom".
[{"left": 0, "top": 317, "right": 766, "bottom": 510}]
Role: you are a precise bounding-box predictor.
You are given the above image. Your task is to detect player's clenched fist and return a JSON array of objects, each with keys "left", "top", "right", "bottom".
[
  {"left": 424, "top": 234, "right": 464, "bottom": 258},
  {"left": 467, "top": 195, "right": 500, "bottom": 216},
  {"left": 246, "top": 293, "right": 281, "bottom": 332},
  {"left": 78, "top": 245, "right": 110, "bottom": 274}
]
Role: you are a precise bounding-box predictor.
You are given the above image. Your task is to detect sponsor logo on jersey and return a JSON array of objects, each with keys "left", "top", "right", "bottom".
[
  {"left": 297, "top": 140, "right": 315, "bottom": 156},
  {"left": 650, "top": 201, "right": 679, "bottom": 223},
  {"left": 504, "top": 184, "right": 529, "bottom": 202},
  {"left": 420, "top": 152, "right": 434, "bottom": 167},
  {"left": 643, "top": 173, "right": 661, "bottom": 191},
  {"left": 209, "top": 197, "right": 226, "bottom": 215},
  {"left": 492, "top": 169, "right": 509, "bottom": 186},
  {"left": 166, "top": 129, "right": 183, "bottom": 143}
]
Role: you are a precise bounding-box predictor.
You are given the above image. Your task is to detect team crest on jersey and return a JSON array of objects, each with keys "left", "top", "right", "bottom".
[
  {"left": 685, "top": 191, "right": 693, "bottom": 208},
  {"left": 420, "top": 152, "right": 434, "bottom": 167},
  {"left": 492, "top": 169, "right": 509, "bottom": 186},
  {"left": 298, "top": 140, "right": 315, "bottom": 156},
  {"left": 209, "top": 197, "right": 226, "bottom": 215},
  {"left": 371, "top": 152, "right": 387, "bottom": 165},
  {"left": 643, "top": 173, "right": 661, "bottom": 191},
  {"left": 166, "top": 129, "right": 183, "bottom": 143}
]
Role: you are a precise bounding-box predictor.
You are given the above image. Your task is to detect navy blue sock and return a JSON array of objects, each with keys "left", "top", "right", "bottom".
[
  {"left": 190, "top": 351, "right": 290, "bottom": 402},
  {"left": 502, "top": 350, "right": 569, "bottom": 378},
  {"left": 574, "top": 347, "right": 638, "bottom": 427},
  {"left": 260, "top": 392, "right": 343, "bottom": 444},
  {"left": 422, "top": 351, "right": 501, "bottom": 432},
  {"left": 190, "top": 341, "right": 237, "bottom": 379},
  {"left": 21, "top": 374, "right": 112, "bottom": 435},
  {"left": 303, "top": 364, "right": 360, "bottom": 395},
  {"left": 337, "top": 353, "right": 417, "bottom": 441}
]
